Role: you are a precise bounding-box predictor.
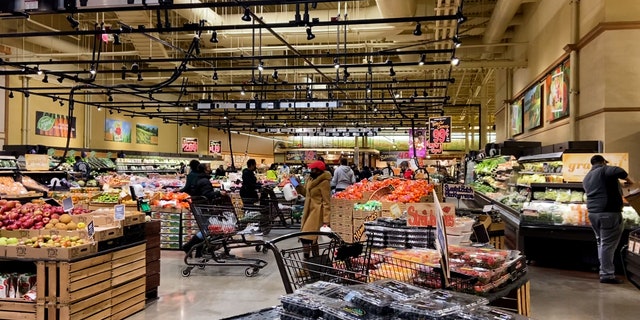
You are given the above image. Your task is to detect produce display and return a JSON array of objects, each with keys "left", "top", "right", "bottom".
[
  {"left": 279, "top": 280, "right": 528, "bottom": 320},
  {"left": 151, "top": 191, "right": 191, "bottom": 210},
  {"left": 19, "top": 176, "right": 49, "bottom": 193},
  {"left": 93, "top": 193, "right": 120, "bottom": 204},
  {"left": 334, "top": 179, "right": 434, "bottom": 203},
  {"left": 6, "top": 234, "right": 88, "bottom": 248},
  {"left": 0, "top": 272, "right": 37, "bottom": 300},
  {"left": 0, "top": 201, "right": 90, "bottom": 231},
  {"left": 0, "top": 177, "right": 29, "bottom": 195},
  {"left": 353, "top": 201, "right": 382, "bottom": 212}
]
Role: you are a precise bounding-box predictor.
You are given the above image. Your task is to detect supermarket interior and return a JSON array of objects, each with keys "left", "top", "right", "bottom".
[{"left": 1, "top": 0, "right": 640, "bottom": 319}]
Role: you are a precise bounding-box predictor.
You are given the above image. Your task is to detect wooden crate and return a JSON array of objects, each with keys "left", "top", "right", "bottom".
[
  {"left": 0, "top": 299, "right": 41, "bottom": 320},
  {"left": 52, "top": 289, "right": 112, "bottom": 320},
  {"left": 55, "top": 253, "right": 113, "bottom": 304},
  {"left": 124, "top": 212, "right": 146, "bottom": 226},
  {"left": 110, "top": 276, "right": 146, "bottom": 320},
  {"left": 490, "top": 236, "right": 505, "bottom": 249},
  {"left": 488, "top": 280, "right": 531, "bottom": 316},
  {"left": 111, "top": 244, "right": 146, "bottom": 287}
]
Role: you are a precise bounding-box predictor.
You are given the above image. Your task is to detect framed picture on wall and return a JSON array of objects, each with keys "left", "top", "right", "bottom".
[
  {"left": 104, "top": 119, "right": 131, "bottom": 143},
  {"left": 524, "top": 83, "right": 543, "bottom": 131},
  {"left": 511, "top": 99, "right": 523, "bottom": 136},
  {"left": 545, "top": 60, "right": 570, "bottom": 122},
  {"left": 136, "top": 124, "right": 159, "bottom": 145}
]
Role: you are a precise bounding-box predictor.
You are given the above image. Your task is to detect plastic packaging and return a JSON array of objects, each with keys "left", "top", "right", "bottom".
[
  {"left": 427, "top": 289, "right": 489, "bottom": 309},
  {"left": 390, "top": 296, "right": 461, "bottom": 319},
  {"left": 454, "top": 305, "right": 530, "bottom": 320},
  {"left": 320, "top": 300, "right": 386, "bottom": 320},
  {"left": 280, "top": 293, "right": 324, "bottom": 318},
  {"left": 343, "top": 285, "right": 396, "bottom": 315},
  {"left": 370, "top": 279, "right": 430, "bottom": 301}
]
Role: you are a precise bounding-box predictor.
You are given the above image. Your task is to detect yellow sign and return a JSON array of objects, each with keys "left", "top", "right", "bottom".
[
  {"left": 562, "top": 153, "right": 629, "bottom": 182},
  {"left": 24, "top": 154, "right": 49, "bottom": 171}
]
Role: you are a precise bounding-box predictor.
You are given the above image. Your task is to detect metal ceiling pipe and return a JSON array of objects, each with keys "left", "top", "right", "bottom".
[{"left": 482, "top": 0, "right": 523, "bottom": 56}]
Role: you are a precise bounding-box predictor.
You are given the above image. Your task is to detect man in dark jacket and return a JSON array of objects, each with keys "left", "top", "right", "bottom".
[
  {"left": 583, "top": 155, "right": 634, "bottom": 284},
  {"left": 240, "top": 159, "right": 260, "bottom": 201},
  {"left": 191, "top": 164, "right": 217, "bottom": 203},
  {"left": 179, "top": 160, "right": 200, "bottom": 194}
]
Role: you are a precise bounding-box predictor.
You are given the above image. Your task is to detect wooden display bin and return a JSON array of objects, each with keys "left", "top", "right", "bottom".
[{"left": 145, "top": 220, "right": 161, "bottom": 298}]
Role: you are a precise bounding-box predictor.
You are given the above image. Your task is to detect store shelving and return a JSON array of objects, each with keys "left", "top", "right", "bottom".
[{"left": 116, "top": 157, "right": 181, "bottom": 174}]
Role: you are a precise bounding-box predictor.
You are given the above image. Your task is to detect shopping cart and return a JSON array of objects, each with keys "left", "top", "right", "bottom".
[
  {"left": 265, "top": 231, "right": 479, "bottom": 295},
  {"left": 181, "top": 202, "right": 268, "bottom": 277}
]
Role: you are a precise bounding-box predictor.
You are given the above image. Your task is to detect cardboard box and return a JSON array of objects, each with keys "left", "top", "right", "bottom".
[
  {"left": 5, "top": 242, "right": 97, "bottom": 260},
  {"left": 124, "top": 211, "right": 146, "bottom": 226},
  {"left": 0, "top": 229, "right": 42, "bottom": 239},
  {"left": 93, "top": 226, "right": 124, "bottom": 242},
  {"left": 70, "top": 214, "right": 93, "bottom": 224},
  {"left": 42, "top": 229, "right": 90, "bottom": 239}
]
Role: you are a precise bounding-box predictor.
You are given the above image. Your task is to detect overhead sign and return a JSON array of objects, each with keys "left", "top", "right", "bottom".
[
  {"left": 443, "top": 184, "right": 475, "bottom": 200},
  {"left": 181, "top": 137, "right": 198, "bottom": 153},
  {"left": 429, "top": 116, "right": 452, "bottom": 143},
  {"left": 24, "top": 154, "right": 49, "bottom": 171},
  {"left": 209, "top": 140, "right": 222, "bottom": 158},
  {"left": 406, "top": 202, "right": 455, "bottom": 227},
  {"left": 562, "top": 153, "right": 629, "bottom": 182}
]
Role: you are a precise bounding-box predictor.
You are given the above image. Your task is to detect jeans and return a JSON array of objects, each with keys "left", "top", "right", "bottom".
[{"left": 588, "top": 212, "right": 624, "bottom": 279}]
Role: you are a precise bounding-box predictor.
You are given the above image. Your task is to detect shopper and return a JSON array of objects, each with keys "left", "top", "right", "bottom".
[
  {"left": 214, "top": 165, "right": 226, "bottom": 177},
  {"left": 295, "top": 160, "right": 332, "bottom": 268},
  {"left": 190, "top": 164, "right": 218, "bottom": 202},
  {"left": 179, "top": 160, "right": 201, "bottom": 194},
  {"left": 279, "top": 163, "right": 290, "bottom": 176},
  {"left": 332, "top": 158, "right": 356, "bottom": 192},
  {"left": 266, "top": 164, "right": 279, "bottom": 181},
  {"left": 359, "top": 166, "right": 373, "bottom": 181},
  {"left": 400, "top": 161, "right": 414, "bottom": 179},
  {"left": 73, "top": 156, "right": 90, "bottom": 179},
  {"left": 583, "top": 155, "right": 634, "bottom": 284},
  {"left": 240, "top": 159, "right": 260, "bottom": 201},
  {"left": 178, "top": 162, "right": 186, "bottom": 174}
]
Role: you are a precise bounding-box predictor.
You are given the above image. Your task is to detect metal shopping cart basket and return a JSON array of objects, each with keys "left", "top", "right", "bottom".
[
  {"left": 181, "top": 203, "right": 268, "bottom": 277},
  {"left": 265, "top": 231, "right": 478, "bottom": 295}
]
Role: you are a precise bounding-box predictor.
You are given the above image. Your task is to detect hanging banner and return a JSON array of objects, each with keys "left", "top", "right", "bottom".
[
  {"left": 429, "top": 116, "right": 452, "bottom": 143},
  {"left": 545, "top": 60, "right": 570, "bottom": 122},
  {"left": 181, "top": 137, "right": 198, "bottom": 153},
  {"left": 209, "top": 140, "right": 222, "bottom": 159},
  {"left": 408, "top": 129, "right": 427, "bottom": 158},
  {"left": 35, "top": 111, "right": 77, "bottom": 138}
]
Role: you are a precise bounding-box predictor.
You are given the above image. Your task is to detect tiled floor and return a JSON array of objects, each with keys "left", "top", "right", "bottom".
[{"left": 128, "top": 229, "right": 640, "bottom": 319}]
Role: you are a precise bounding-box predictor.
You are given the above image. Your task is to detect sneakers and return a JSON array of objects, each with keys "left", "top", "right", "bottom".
[{"left": 600, "top": 278, "right": 623, "bottom": 284}]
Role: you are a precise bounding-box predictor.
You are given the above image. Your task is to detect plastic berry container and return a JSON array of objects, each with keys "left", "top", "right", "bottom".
[
  {"left": 279, "top": 293, "right": 324, "bottom": 318},
  {"left": 370, "top": 279, "right": 430, "bottom": 301}
]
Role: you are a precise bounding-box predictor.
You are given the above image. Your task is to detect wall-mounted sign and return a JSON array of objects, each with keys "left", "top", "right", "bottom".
[
  {"left": 35, "top": 112, "right": 77, "bottom": 138},
  {"left": 545, "top": 60, "right": 570, "bottom": 122},
  {"left": 511, "top": 99, "right": 523, "bottom": 136},
  {"left": 562, "top": 153, "right": 629, "bottom": 182},
  {"left": 524, "top": 83, "right": 543, "bottom": 131},
  {"left": 429, "top": 116, "right": 452, "bottom": 143},
  {"left": 135, "top": 124, "right": 158, "bottom": 145},
  {"left": 409, "top": 129, "right": 427, "bottom": 158},
  {"left": 105, "top": 119, "right": 131, "bottom": 143},
  {"left": 209, "top": 140, "right": 222, "bottom": 158},
  {"left": 181, "top": 137, "right": 198, "bottom": 153}
]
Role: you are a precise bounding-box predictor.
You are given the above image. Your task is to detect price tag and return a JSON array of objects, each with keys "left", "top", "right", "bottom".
[
  {"left": 87, "top": 220, "right": 95, "bottom": 238},
  {"left": 114, "top": 204, "right": 126, "bottom": 221},
  {"left": 389, "top": 204, "right": 403, "bottom": 219},
  {"left": 62, "top": 197, "right": 74, "bottom": 213},
  {"left": 483, "top": 205, "right": 493, "bottom": 212}
]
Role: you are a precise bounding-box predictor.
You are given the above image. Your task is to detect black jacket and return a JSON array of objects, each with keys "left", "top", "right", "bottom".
[
  {"left": 240, "top": 168, "right": 259, "bottom": 199},
  {"left": 191, "top": 173, "right": 217, "bottom": 201}
]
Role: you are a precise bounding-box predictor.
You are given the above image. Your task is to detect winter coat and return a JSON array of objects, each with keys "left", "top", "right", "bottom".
[
  {"left": 180, "top": 171, "right": 199, "bottom": 194},
  {"left": 191, "top": 173, "right": 217, "bottom": 201},
  {"left": 240, "top": 168, "right": 259, "bottom": 199},
  {"left": 331, "top": 165, "right": 356, "bottom": 190},
  {"left": 296, "top": 171, "right": 332, "bottom": 241}
]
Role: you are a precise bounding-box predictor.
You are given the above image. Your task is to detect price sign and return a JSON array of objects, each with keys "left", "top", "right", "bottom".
[
  {"left": 62, "top": 197, "right": 74, "bottom": 213},
  {"left": 209, "top": 140, "right": 222, "bottom": 157},
  {"left": 181, "top": 137, "right": 198, "bottom": 153},
  {"left": 114, "top": 204, "right": 126, "bottom": 221},
  {"left": 389, "top": 203, "right": 403, "bottom": 219},
  {"left": 406, "top": 202, "right": 456, "bottom": 227},
  {"left": 24, "top": 154, "right": 49, "bottom": 171},
  {"left": 87, "top": 221, "right": 95, "bottom": 238},
  {"left": 429, "top": 116, "right": 452, "bottom": 143},
  {"left": 444, "top": 184, "right": 475, "bottom": 200}
]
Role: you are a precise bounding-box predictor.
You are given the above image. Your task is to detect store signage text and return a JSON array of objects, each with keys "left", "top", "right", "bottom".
[
  {"left": 406, "top": 202, "right": 455, "bottom": 227},
  {"left": 429, "top": 116, "right": 452, "bottom": 143},
  {"left": 562, "top": 153, "right": 629, "bottom": 182}
]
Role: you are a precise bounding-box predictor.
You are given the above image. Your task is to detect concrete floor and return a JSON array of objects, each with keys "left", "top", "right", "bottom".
[{"left": 127, "top": 229, "right": 640, "bottom": 320}]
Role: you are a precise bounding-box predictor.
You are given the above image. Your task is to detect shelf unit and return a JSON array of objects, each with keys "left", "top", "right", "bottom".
[{"left": 116, "top": 157, "right": 182, "bottom": 174}]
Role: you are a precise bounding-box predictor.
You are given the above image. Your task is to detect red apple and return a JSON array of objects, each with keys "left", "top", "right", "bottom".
[
  {"left": 42, "top": 217, "right": 50, "bottom": 224},
  {"left": 8, "top": 212, "right": 19, "bottom": 220},
  {"left": 0, "top": 221, "right": 3, "bottom": 227},
  {"left": 42, "top": 211, "right": 51, "bottom": 217},
  {"left": 34, "top": 222, "right": 44, "bottom": 229},
  {"left": 51, "top": 213, "right": 60, "bottom": 220},
  {"left": 22, "top": 219, "right": 34, "bottom": 229},
  {"left": 34, "top": 214, "right": 42, "bottom": 222}
]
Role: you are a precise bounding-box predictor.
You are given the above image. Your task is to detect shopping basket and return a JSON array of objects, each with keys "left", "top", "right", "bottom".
[{"left": 181, "top": 203, "right": 268, "bottom": 277}]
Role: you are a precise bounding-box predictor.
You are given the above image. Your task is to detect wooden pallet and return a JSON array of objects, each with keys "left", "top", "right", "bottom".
[
  {"left": 490, "top": 235, "right": 505, "bottom": 249},
  {"left": 55, "top": 253, "right": 113, "bottom": 304},
  {"left": 110, "top": 276, "right": 146, "bottom": 320},
  {"left": 112, "top": 244, "right": 146, "bottom": 287},
  {"left": 0, "top": 299, "right": 40, "bottom": 320}
]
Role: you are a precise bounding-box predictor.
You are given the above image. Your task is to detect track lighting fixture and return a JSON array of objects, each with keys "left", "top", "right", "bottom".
[
  {"left": 57, "top": 76, "right": 64, "bottom": 83},
  {"left": 306, "top": 26, "right": 315, "bottom": 40},
  {"left": 413, "top": 22, "right": 422, "bottom": 36},
  {"left": 394, "top": 92, "right": 400, "bottom": 99},
  {"left": 333, "top": 58, "right": 340, "bottom": 69},
  {"left": 210, "top": 30, "right": 218, "bottom": 43},
  {"left": 457, "top": 8, "right": 467, "bottom": 24},
  {"left": 113, "top": 33, "right": 121, "bottom": 45},
  {"left": 59, "top": 101, "right": 64, "bottom": 107},
  {"left": 89, "top": 65, "right": 96, "bottom": 75},
  {"left": 418, "top": 53, "right": 426, "bottom": 66},
  {"left": 423, "top": 89, "right": 428, "bottom": 97},
  {"left": 241, "top": 87, "right": 246, "bottom": 95},
  {"left": 414, "top": 89, "right": 419, "bottom": 98},
  {"left": 157, "top": 107, "right": 161, "bottom": 113},
  {"left": 212, "top": 69, "right": 218, "bottom": 80},
  {"left": 8, "top": 91, "right": 13, "bottom": 98},
  {"left": 24, "top": 91, "right": 30, "bottom": 98},
  {"left": 109, "top": 110, "right": 113, "bottom": 115},
  {"left": 117, "top": 109, "right": 121, "bottom": 114},
  {"left": 192, "top": 125, "right": 196, "bottom": 130},
  {"left": 343, "top": 68, "right": 350, "bottom": 80},
  {"left": 66, "top": 15, "right": 79, "bottom": 29},
  {"left": 366, "top": 84, "right": 371, "bottom": 93},
  {"left": 108, "top": 95, "right": 113, "bottom": 102},
  {"left": 52, "top": 96, "right": 57, "bottom": 102},
  {"left": 137, "top": 73, "right": 143, "bottom": 81},
  {"left": 451, "top": 57, "right": 460, "bottom": 66},
  {"left": 97, "top": 107, "right": 102, "bottom": 111},
  {"left": 389, "top": 67, "right": 396, "bottom": 77},
  {"left": 272, "top": 69, "right": 278, "bottom": 80},
  {"left": 121, "top": 66, "right": 126, "bottom": 80},
  {"left": 36, "top": 66, "right": 42, "bottom": 75},
  {"left": 257, "top": 61, "right": 264, "bottom": 72},
  {"left": 42, "top": 74, "right": 48, "bottom": 83},
  {"left": 452, "top": 35, "right": 462, "bottom": 48},
  {"left": 241, "top": 8, "right": 252, "bottom": 22},
  {"left": 131, "top": 63, "right": 139, "bottom": 73},
  {"left": 184, "top": 106, "right": 190, "bottom": 110}
]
